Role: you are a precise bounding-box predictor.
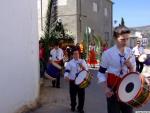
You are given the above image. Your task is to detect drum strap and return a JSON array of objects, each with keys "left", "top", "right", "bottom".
[
  {"left": 119, "top": 54, "right": 126, "bottom": 76},
  {"left": 75, "top": 70, "right": 83, "bottom": 78},
  {"left": 75, "top": 70, "right": 87, "bottom": 80},
  {"left": 99, "top": 66, "right": 107, "bottom": 74},
  {"left": 56, "top": 49, "right": 59, "bottom": 60}
]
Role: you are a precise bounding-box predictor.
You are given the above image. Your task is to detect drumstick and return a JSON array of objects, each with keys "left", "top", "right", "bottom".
[
  {"left": 126, "top": 55, "right": 132, "bottom": 62},
  {"left": 78, "top": 63, "right": 85, "bottom": 70},
  {"left": 124, "top": 55, "right": 132, "bottom": 65},
  {"left": 124, "top": 55, "right": 136, "bottom": 72}
]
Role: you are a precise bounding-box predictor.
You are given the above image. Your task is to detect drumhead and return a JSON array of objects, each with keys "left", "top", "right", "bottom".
[
  {"left": 118, "top": 72, "right": 142, "bottom": 103},
  {"left": 138, "top": 54, "right": 147, "bottom": 63},
  {"left": 75, "top": 70, "right": 87, "bottom": 85}
]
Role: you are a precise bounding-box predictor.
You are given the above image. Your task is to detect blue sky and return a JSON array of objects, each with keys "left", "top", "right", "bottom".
[{"left": 113, "top": 0, "right": 150, "bottom": 27}]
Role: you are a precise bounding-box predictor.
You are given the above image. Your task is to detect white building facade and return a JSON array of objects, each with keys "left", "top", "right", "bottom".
[{"left": 0, "top": 0, "right": 39, "bottom": 113}]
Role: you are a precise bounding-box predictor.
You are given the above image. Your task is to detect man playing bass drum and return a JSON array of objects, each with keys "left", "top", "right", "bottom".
[{"left": 97, "top": 24, "right": 136, "bottom": 113}]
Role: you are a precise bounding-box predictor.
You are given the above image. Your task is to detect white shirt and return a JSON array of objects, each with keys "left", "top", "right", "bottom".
[
  {"left": 97, "top": 45, "right": 136, "bottom": 83},
  {"left": 50, "top": 48, "right": 64, "bottom": 61},
  {"left": 132, "top": 46, "right": 144, "bottom": 56},
  {"left": 89, "top": 45, "right": 96, "bottom": 51},
  {"left": 64, "top": 59, "right": 88, "bottom": 80}
]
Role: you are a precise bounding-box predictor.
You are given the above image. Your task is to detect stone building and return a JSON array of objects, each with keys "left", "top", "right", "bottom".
[{"left": 38, "top": 0, "right": 113, "bottom": 44}]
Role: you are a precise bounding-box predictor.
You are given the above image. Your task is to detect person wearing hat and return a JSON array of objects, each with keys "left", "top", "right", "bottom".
[
  {"left": 132, "top": 40, "right": 144, "bottom": 73},
  {"left": 97, "top": 24, "right": 136, "bottom": 113}
]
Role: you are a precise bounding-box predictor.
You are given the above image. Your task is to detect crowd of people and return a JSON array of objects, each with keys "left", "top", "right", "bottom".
[{"left": 39, "top": 24, "right": 148, "bottom": 113}]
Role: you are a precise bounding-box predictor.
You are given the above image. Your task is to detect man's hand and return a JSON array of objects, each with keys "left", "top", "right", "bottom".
[
  {"left": 79, "top": 63, "right": 85, "bottom": 70},
  {"left": 48, "top": 59, "right": 52, "bottom": 64},
  {"left": 124, "top": 56, "right": 134, "bottom": 72},
  {"left": 100, "top": 82, "right": 114, "bottom": 98},
  {"left": 64, "top": 76, "right": 69, "bottom": 82},
  {"left": 56, "top": 57, "right": 59, "bottom": 60},
  {"left": 104, "top": 87, "right": 114, "bottom": 98}
]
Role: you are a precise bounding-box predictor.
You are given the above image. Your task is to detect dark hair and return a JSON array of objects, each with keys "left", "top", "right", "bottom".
[
  {"left": 113, "top": 25, "right": 131, "bottom": 39},
  {"left": 72, "top": 46, "right": 80, "bottom": 53},
  {"left": 76, "top": 43, "right": 80, "bottom": 46},
  {"left": 54, "top": 41, "right": 59, "bottom": 46},
  {"left": 39, "top": 40, "right": 44, "bottom": 44}
]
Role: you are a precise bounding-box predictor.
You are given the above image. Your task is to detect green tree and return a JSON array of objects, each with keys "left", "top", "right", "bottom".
[
  {"left": 121, "top": 17, "right": 125, "bottom": 26},
  {"left": 41, "top": 0, "right": 74, "bottom": 61},
  {"left": 44, "top": 0, "right": 53, "bottom": 39}
]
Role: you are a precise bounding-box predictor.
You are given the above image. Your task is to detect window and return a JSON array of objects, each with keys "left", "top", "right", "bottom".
[
  {"left": 58, "top": 0, "right": 67, "bottom": 6},
  {"left": 93, "top": 2, "right": 98, "bottom": 12},
  {"left": 105, "top": 32, "right": 109, "bottom": 41},
  {"left": 104, "top": 8, "right": 108, "bottom": 17}
]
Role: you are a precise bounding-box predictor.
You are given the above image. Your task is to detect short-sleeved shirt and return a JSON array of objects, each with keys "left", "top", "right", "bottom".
[
  {"left": 64, "top": 59, "right": 88, "bottom": 80},
  {"left": 50, "top": 48, "right": 64, "bottom": 61},
  {"left": 97, "top": 45, "right": 136, "bottom": 83},
  {"left": 132, "top": 46, "right": 144, "bottom": 56}
]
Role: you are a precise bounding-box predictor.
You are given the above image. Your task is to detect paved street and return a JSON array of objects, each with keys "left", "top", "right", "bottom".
[{"left": 29, "top": 70, "right": 150, "bottom": 113}]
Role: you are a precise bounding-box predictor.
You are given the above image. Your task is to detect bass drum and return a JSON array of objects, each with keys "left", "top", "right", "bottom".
[{"left": 117, "top": 72, "right": 150, "bottom": 108}]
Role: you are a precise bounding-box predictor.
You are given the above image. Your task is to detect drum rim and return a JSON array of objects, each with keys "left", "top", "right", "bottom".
[
  {"left": 138, "top": 54, "right": 147, "bottom": 63},
  {"left": 129, "top": 76, "right": 150, "bottom": 107},
  {"left": 117, "top": 72, "right": 143, "bottom": 103},
  {"left": 75, "top": 70, "right": 92, "bottom": 88},
  {"left": 75, "top": 70, "right": 88, "bottom": 85},
  {"left": 128, "top": 75, "right": 144, "bottom": 107},
  {"left": 52, "top": 61, "right": 62, "bottom": 70},
  {"left": 143, "top": 78, "right": 150, "bottom": 104},
  {"left": 79, "top": 73, "right": 92, "bottom": 88},
  {"left": 129, "top": 75, "right": 144, "bottom": 103},
  {"left": 79, "top": 80, "right": 89, "bottom": 88},
  {"left": 143, "top": 91, "right": 150, "bottom": 105}
]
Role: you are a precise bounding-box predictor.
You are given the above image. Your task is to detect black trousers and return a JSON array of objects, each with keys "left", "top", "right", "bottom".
[
  {"left": 69, "top": 81, "right": 85, "bottom": 111},
  {"left": 40, "top": 59, "right": 46, "bottom": 78},
  {"left": 136, "top": 57, "right": 144, "bottom": 73},
  {"left": 107, "top": 95, "right": 133, "bottom": 113},
  {"left": 51, "top": 61, "right": 63, "bottom": 87},
  {"left": 52, "top": 76, "right": 60, "bottom": 87}
]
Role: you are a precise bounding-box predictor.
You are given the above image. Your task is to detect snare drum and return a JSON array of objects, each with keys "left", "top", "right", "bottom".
[
  {"left": 117, "top": 72, "right": 150, "bottom": 108},
  {"left": 75, "top": 70, "right": 92, "bottom": 88}
]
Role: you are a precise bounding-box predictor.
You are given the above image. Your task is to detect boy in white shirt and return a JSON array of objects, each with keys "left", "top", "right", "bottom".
[
  {"left": 132, "top": 41, "right": 144, "bottom": 73},
  {"left": 97, "top": 25, "right": 136, "bottom": 113},
  {"left": 50, "top": 42, "right": 64, "bottom": 88},
  {"left": 64, "top": 47, "right": 88, "bottom": 113}
]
